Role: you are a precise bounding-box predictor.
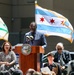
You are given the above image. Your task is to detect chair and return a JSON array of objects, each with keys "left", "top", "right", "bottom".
[{"left": 67, "top": 60, "right": 74, "bottom": 75}]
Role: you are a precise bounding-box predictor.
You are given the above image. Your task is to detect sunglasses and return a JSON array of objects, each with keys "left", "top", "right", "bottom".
[{"left": 57, "top": 48, "right": 62, "bottom": 50}]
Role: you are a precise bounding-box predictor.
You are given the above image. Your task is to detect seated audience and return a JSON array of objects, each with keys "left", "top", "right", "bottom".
[
  {"left": 51, "top": 42, "right": 71, "bottom": 75},
  {"left": 0, "top": 41, "right": 23, "bottom": 75},
  {"left": 42, "top": 53, "right": 62, "bottom": 75}
]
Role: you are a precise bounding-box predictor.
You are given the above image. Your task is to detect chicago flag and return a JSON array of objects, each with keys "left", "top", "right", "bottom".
[{"left": 35, "top": 4, "right": 74, "bottom": 43}]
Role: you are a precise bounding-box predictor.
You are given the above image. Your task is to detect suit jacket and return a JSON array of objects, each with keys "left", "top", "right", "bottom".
[
  {"left": 52, "top": 50, "right": 71, "bottom": 65},
  {"left": 44, "top": 62, "right": 62, "bottom": 75},
  {"left": 23, "top": 31, "right": 47, "bottom": 48}
]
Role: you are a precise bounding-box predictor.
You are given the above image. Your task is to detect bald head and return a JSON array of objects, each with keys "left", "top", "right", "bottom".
[{"left": 29, "top": 21, "right": 37, "bottom": 32}]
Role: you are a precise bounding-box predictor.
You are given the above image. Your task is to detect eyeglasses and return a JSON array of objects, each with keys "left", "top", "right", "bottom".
[
  {"left": 57, "top": 48, "right": 62, "bottom": 50},
  {"left": 5, "top": 45, "right": 10, "bottom": 46}
]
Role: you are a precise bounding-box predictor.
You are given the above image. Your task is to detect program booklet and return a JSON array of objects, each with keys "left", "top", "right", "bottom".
[{"left": 41, "top": 67, "right": 51, "bottom": 74}]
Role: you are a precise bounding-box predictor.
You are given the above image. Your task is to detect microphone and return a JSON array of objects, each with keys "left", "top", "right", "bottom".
[
  {"left": 26, "top": 36, "right": 30, "bottom": 39},
  {"left": 29, "top": 36, "right": 33, "bottom": 40},
  {"left": 26, "top": 36, "right": 30, "bottom": 42},
  {"left": 26, "top": 36, "right": 34, "bottom": 43}
]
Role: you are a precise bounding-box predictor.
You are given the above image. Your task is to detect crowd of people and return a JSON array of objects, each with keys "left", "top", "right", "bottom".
[
  {"left": 0, "top": 21, "right": 73, "bottom": 75},
  {"left": 43, "top": 42, "right": 72, "bottom": 75}
]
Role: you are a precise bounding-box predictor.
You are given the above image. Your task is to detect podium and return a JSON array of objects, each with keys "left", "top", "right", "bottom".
[{"left": 14, "top": 45, "right": 44, "bottom": 75}]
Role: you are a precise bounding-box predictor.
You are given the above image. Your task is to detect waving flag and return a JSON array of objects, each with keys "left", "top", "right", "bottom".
[
  {"left": 0, "top": 17, "right": 9, "bottom": 41},
  {"left": 35, "top": 4, "right": 74, "bottom": 43}
]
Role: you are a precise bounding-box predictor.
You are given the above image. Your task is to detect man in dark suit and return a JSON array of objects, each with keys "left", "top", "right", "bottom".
[
  {"left": 23, "top": 21, "right": 47, "bottom": 48},
  {"left": 51, "top": 42, "right": 71, "bottom": 75},
  {"left": 23, "top": 21, "right": 47, "bottom": 67}
]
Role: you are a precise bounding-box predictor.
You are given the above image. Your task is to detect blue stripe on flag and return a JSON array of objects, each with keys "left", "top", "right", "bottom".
[
  {"left": 36, "top": 8, "right": 57, "bottom": 17},
  {"left": 37, "top": 24, "right": 72, "bottom": 34}
]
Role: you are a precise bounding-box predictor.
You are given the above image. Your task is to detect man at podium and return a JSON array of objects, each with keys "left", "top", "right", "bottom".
[
  {"left": 23, "top": 21, "right": 47, "bottom": 48},
  {"left": 23, "top": 21, "right": 47, "bottom": 67}
]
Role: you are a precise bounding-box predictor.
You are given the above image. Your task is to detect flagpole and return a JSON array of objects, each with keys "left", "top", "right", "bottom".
[{"left": 35, "top": 0, "right": 37, "bottom": 23}]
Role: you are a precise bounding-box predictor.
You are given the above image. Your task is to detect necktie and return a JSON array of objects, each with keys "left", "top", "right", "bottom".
[
  {"left": 60, "top": 54, "right": 65, "bottom": 66},
  {"left": 58, "top": 54, "right": 61, "bottom": 63},
  {"left": 31, "top": 32, "right": 35, "bottom": 44}
]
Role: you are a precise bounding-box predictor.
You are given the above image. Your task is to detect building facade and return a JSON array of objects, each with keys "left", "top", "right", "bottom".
[{"left": 0, "top": 0, "right": 74, "bottom": 53}]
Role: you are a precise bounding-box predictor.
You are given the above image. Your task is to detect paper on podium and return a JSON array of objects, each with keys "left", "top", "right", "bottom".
[{"left": 41, "top": 67, "right": 51, "bottom": 74}]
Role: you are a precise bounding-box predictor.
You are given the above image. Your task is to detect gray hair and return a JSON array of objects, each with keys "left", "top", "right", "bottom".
[{"left": 56, "top": 42, "right": 64, "bottom": 50}]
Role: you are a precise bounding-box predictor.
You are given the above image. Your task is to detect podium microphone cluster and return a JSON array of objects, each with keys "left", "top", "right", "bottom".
[{"left": 26, "top": 36, "right": 34, "bottom": 43}]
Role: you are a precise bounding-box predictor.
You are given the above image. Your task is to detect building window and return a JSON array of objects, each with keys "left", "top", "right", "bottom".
[{"left": 27, "top": 0, "right": 34, "bottom": 3}]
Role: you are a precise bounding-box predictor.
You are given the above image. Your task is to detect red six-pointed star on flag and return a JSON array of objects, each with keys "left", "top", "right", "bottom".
[
  {"left": 40, "top": 17, "right": 44, "bottom": 22},
  {"left": 50, "top": 19, "right": 55, "bottom": 23}
]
